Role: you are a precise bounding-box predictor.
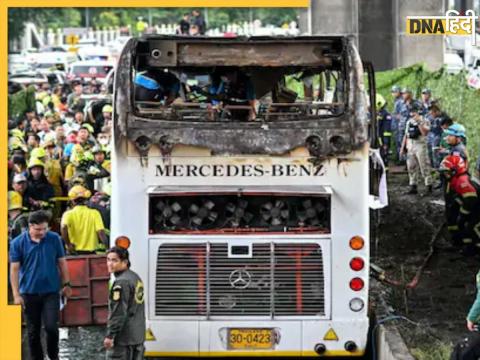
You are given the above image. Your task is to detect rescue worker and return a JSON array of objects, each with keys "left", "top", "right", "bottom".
[
  {"left": 67, "top": 81, "right": 86, "bottom": 113},
  {"left": 134, "top": 70, "right": 180, "bottom": 105},
  {"left": 391, "top": 85, "right": 403, "bottom": 161},
  {"left": 61, "top": 185, "right": 107, "bottom": 254},
  {"left": 11, "top": 173, "right": 28, "bottom": 208},
  {"left": 8, "top": 190, "right": 28, "bottom": 240},
  {"left": 24, "top": 158, "right": 55, "bottom": 211},
  {"left": 400, "top": 102, "right": 432, "bottom": 195},
  {"left": 440, "top": 155, "right": 480, "bottom": 253},
  {"left": 104, "top": 246, "right": 146, "bottom": 359},
  {"left": 89, "top": 145, "right": 111, "bottom": 192},
  {"left": 376, "top": 94, "right": 392, "bottom": 169},
  {"left": 444, "top": 123, "right": 469, "bottom": 164},
  {"left": 135, "top": 16, "right": 148, "bottom": 35}
]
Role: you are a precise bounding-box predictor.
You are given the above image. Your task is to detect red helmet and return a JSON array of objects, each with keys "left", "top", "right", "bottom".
[{"left": 440, "top": 155, "right": 468, "bottom": 177}]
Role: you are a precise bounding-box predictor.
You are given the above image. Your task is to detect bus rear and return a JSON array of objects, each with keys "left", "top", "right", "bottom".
[{"left": 112, "top": 35, "right": 371, "bottom": 357}]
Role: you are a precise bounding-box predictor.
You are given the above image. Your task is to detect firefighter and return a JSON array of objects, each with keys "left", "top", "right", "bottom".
[
  {"left": 400, "top": 102, "right": 432, "bottom": 195},
  {"left": 439, "top": 155, "right": 480, "bottom": 254},
  {"left": 24, "top": 158, "right": 55, "bottom": 211},
  {"left": 104, "top": 245, "right": 146, "bottom": 360},
  {"left": 375, "top": 94, "right": 392, "bottom": 169}
]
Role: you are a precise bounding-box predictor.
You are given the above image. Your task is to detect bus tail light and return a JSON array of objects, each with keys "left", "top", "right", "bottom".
[
  {"left": 115, "top": 236, "right": 131, "bottom": 249},
  {"left": 349, "top": 236, "right": 364, "bottom": 250},
  {"left": 349, "top": 278, "right": 364, "bottom": 291},
  {"left": 349, "top": 298, "right": 364, "bottom": 312},
  {"left": 350, "top": 257, "right": 364, "bottom": 271}
]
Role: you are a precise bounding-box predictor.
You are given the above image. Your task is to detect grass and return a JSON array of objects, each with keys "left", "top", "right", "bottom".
[{"left": 411, "top": 342, "right": 453, "bottom": 360}]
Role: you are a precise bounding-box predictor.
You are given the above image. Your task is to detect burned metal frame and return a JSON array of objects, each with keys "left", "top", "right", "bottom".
[{"left": 114, "top": 36, "right": 368, "bottom": 157}]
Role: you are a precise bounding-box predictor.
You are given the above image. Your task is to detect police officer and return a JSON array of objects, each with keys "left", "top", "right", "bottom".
[
  {"left": 376, "top": 94, "right": 392, "bottom": 168},
  {"left": 420, "top": 88, "right": 432, "bottom": 113},
  {"left": 400, "top": 102, "right": 432, "bottom": 195},
  {"left": 390, "top": 85, "right": 403, "bottom": 161},
  {"left": 425, "top": 104, "right": 445, "bottom": 168},
  {"left": 398, "top": 88, "right": 419, "bottom": 163},
  {"left": 104, "top": 246, "right": 145, "bottom": 360}
]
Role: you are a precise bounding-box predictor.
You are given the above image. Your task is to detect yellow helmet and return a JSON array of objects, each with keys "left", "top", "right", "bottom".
[
  {"left": 102, "top": 104, "right": 113, "bottom": 113},
  {"left": 8, "top": 191, "right": 23, "bottom": 211},
  {"left": 9, "top": 128, "right": 24, "bottom": 140},
  {"left": 28, "top": 158, "right": 45, "bottom": 169},
  {"left": 68, "top": 185, "right": 92, "bottom": 200},
  {"left": 31, "top": 147, "right": 46, "bottom": 159},
  {"left": 375, "top": 94, "right": 386, "bottom": 109}
]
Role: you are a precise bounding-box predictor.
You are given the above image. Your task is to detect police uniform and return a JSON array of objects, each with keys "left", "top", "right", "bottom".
[
  {"left": 106, "top": 269, "right": 146, "bottom": 360},
  {"left": 405, "top": 116, "right": 432, "bottom": 188}
]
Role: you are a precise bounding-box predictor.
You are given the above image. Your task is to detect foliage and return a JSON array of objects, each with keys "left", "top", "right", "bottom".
[
  {"left": 8, "top": 7, "right": 299, "bottom": 42},
  {"left": 411, "top": 342, "right": 452, "bottom": 360},
  {"left": 375, "top": 64, "right": 480, "bottom": 168}
]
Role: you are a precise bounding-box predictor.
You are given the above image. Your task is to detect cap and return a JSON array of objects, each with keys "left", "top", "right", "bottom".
[
  {"left": 410, "top": 102, "right": 422, "bottom": 113},
  {"left": 68, "top": 185, "right": 92, "bottom": 200},
  {"left": 401, "top": 87, "right": 412, "bottom": 94},
  {"left": 421, "top": 88, "right": 431, "bottom": 95},
  {"left": 391, "top": 85, "right": 401, "bottom": 92},
  {"left": 13, "top": 174, "right": 27, "bottom": 183}
]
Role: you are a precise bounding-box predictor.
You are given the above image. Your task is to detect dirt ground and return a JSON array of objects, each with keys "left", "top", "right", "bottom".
[{"left": 371, "top": 167, "right": 480, "bottom": 359}]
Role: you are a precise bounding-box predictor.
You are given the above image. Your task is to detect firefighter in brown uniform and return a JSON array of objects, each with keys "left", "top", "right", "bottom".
[{"left": 103, "top": 246, "right": 146, "bottom": 359}]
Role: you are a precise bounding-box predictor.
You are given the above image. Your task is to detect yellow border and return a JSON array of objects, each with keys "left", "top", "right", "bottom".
[
  {"left": 145, "top": 350, "right": 366, "bottom": 357},
  {"left": 2, "top": 2, "right": 307, "bottom": 359}
]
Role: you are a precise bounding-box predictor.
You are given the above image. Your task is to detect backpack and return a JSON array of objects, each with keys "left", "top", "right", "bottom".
[{"left": 451, "top": 332, "right": 480, "bottom": 360}]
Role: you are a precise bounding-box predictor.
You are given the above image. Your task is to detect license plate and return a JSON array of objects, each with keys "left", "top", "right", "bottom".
[{"left": 228, "top": 328, "right": 274, "bottom": 350}]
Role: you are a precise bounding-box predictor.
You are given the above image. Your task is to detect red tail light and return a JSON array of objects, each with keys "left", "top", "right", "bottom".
[
  {"left": 350, "top": 257, "right": 364, "bottom": 271},
  {"left": 349, "top": 278, "right": 364, "bottom": 291}
]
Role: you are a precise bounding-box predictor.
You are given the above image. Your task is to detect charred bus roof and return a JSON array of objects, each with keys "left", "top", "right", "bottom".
[{"left": 114, "top": 35, "right": 368, "bottom": 158}]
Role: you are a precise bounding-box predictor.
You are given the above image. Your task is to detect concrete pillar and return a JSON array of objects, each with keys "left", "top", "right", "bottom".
[{"left": 396, "top": 0, "right": 445, "bottom": 70}]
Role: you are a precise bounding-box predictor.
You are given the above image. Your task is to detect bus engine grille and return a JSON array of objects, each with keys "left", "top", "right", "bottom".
[{"left": 155, "top": 243, "right": 325, "bottom": 317}]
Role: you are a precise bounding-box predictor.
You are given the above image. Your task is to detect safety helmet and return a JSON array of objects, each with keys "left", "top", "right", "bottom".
[
  {"left": 391, "top": 85, "right": 401, "bottom": 93},
  {"left": 9, "top": 128, "right": 25, "bottom": 140},
  {"left": 444, "top": 123, "right": 466, "bottom": 138},
  {"left": 31, "top": 147, "right": 46, "bottom": 160},
  {"left": 80, "top": 124, "right": 94, "bottom": 134},
  {"left": 375, "top": 94, "right": 386, "bottom": 109},
  {"left": 9, "top": 139, "right": 27, "bottom": 154},
  {"left": 42, "top": 96, "right": 52, "bottom": 107},
  {"left": 92, "top": 145, "right": 106, "bottom": 154},
  {"left": 28, "top": 157, "right": 45, "bottom": 169},
  {"left": 68, "top": 185, "right": 92, "bottom": 200},
  {"left": 102, "top": 104, "right": 113, "bottom": 113},
  {"left": 8, "top": 191, "right": 23, "bottom": 211},
  {"left": 439, "top": 155, "right": 468, "bottom": 177}
]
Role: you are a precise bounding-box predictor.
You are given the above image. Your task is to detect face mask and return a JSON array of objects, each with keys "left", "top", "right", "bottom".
[{"left": 99, "top": 137, "right": 109, "bottom": 146}]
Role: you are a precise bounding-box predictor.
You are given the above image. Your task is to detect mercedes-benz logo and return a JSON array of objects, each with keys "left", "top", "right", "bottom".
[{"left": 229, "top": 269, "right": 252, "bottom": 289}]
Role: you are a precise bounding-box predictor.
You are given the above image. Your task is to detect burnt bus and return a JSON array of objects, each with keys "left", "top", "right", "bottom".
[{"left": 112, "top": 35, "right": 376, "bottom": 357}]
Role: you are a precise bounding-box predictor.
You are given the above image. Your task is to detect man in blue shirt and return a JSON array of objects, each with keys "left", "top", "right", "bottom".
[{"left": 10, "top": 210, "right": 72, "bottom": 360}]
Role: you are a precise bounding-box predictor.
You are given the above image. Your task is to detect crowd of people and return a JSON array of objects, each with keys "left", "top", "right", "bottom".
[
  {"left": 377, "top": 85, "right": 480, "bottom": 256},
  {"left": 7, "top": 78, "right": 112, "bottom": 255}
]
